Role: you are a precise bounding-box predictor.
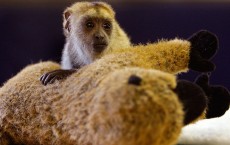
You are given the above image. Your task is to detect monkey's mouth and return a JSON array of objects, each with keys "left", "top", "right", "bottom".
[{"left": 93, "top": 43, "right": 108, "bottom": 52}]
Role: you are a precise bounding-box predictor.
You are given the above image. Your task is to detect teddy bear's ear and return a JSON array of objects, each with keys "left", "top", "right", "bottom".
[
  {"left": 173, "top": 80, "right": 208, "bottom": 125},
  {"left": 195, "top": 73, "right": 230, "bottom": 118}
]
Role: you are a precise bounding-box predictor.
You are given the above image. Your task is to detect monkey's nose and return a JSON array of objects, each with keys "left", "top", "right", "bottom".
[{"left": 95, "top": 34, "right": 105, "bottom": 40}]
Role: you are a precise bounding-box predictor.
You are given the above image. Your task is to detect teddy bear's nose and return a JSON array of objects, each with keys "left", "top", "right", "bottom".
[{"left": 128, "top": 75, "right": 142, "bottom": 86}]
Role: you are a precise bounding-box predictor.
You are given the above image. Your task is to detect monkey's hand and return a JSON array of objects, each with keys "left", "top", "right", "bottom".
[
  {"left": 40, "top": 69, "right": 76, "bottom": 85},
  {"left": 188, "top": 30, "right": 218, "bottom": 72},
  {"left": 195, "top": 73, "right": 230, "bottom": 119}
]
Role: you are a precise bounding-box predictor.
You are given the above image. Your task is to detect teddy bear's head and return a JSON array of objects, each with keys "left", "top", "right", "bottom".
[{"left": 87, "top": 68, "right": 184, "bottom": 145}]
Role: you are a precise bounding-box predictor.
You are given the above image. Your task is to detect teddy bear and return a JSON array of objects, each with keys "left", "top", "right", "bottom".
[
  {"left": 0, "top": 30, "right": 229, "bottom": 145},
  {"left": 177, "top": 73, "right": 230, "bottom": 145}
]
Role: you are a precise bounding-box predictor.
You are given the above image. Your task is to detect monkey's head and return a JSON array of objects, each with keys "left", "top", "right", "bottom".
[{"left": 63, "top": 2, "right": 116, "bottom": 55}]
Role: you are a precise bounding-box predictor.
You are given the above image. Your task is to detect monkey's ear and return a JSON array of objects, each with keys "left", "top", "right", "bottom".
[
  {"left": 63, "top": 10, "right": 72, "bottom": 33},
  {"left": 64, "top": 11, "right": 71, "bottom": 20}
]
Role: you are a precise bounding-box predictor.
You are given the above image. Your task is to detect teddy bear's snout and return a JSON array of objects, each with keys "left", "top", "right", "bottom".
[{"left": 128, "top": 75, "right": 142, "bottom": 86}]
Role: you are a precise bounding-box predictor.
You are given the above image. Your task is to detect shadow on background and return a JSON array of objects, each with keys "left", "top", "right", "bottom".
[{"left": 0, "top": 0, "right": 230, "bottom": 88}]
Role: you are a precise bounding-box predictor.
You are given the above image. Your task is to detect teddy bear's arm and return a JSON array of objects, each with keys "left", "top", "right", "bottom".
[
  {"left": 107, "top": 39, "right": 190, "bottom": 74},
  {"left": 136, "top": 39, "right": 191, "bottom": 74},
  {"left": 107, "top": 30, "right": 218, "bottom": 74}
]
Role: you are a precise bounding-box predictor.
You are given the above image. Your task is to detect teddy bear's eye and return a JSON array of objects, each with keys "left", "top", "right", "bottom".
[{"left": 128, "top": 75, "right": 142, "bottom": 86}]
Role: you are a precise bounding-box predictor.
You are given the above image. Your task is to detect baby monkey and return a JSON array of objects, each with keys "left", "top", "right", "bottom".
[{"left": 40, "top": 2, "right": 130, "bottom": 85}]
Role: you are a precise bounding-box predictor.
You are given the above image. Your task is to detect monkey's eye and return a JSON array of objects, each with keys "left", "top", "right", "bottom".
[
  {"left": 103, "top": 22, "right": 112, "bottom": 30},
  {"left": 86, "top": 21, "right": 94, "bottom": 28}
]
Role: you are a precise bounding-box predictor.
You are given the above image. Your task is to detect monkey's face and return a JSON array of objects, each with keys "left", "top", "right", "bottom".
[
  {"left": 80, "top": 17, "right": 112, "bottom": 53},
  {"left": 63, "top": 2, "right": 116, "bottom": 57},
  {"left": 81, "top": 17, "right": 112, "bottom": 53},
  {"left": 69, "top": 16, "right": 113, "bottom": 55}
]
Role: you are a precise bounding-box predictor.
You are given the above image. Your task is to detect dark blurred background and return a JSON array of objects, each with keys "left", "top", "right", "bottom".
[{"left": 0, "top": 0, "right": 230, "bottom": 89}]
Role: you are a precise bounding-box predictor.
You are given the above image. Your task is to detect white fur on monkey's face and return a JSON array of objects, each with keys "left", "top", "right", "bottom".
[{"left": 70, "top": 8, "right": 114, "bottom": 56}]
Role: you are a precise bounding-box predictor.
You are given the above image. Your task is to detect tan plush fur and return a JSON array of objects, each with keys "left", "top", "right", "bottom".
[{"left": 0, "top": 39, "right": 190, "bottom": 145}]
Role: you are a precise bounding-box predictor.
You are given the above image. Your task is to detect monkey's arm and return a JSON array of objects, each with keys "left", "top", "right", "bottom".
[{"left": 40, "top": 69, "right": 76, "bottom": 85}]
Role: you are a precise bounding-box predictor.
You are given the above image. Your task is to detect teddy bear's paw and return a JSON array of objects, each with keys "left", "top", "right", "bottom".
[
  {"left": 174, "top": 80, "right": 208, "bottom": 125},
  {"left": 195, "top": 73, "right": 230, "bottom": 118},
  {"left": 188, "top": 30, "right": 218, "bottom": 59},
  {"left": 188, "top": 30, "right": 218, "bottom": 72}
]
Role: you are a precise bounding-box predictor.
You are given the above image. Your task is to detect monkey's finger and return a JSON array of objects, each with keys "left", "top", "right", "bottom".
[
  {"left": 41, "top": 74, "right": 52, "bottom": 85},
  {"left": 40, "top": 70, "right": 62, "bottom": 85},
  {"left": 40, "top": 73, "right": 50, "bottom": 85},
  {"left": 49, "top": 76, "right": 58, "bottom": 84},
  {"left": 40, "top": 74, "right": 46, "bottom": 82},
  {"left": 43, "top": 74, "right": 56, "bottom": 86},
  {"left": 40, "top": 72, "right": 54, "bottom": 82},
  {"left": 44, "top": 70, "right": 64, "bottom": 85}
]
